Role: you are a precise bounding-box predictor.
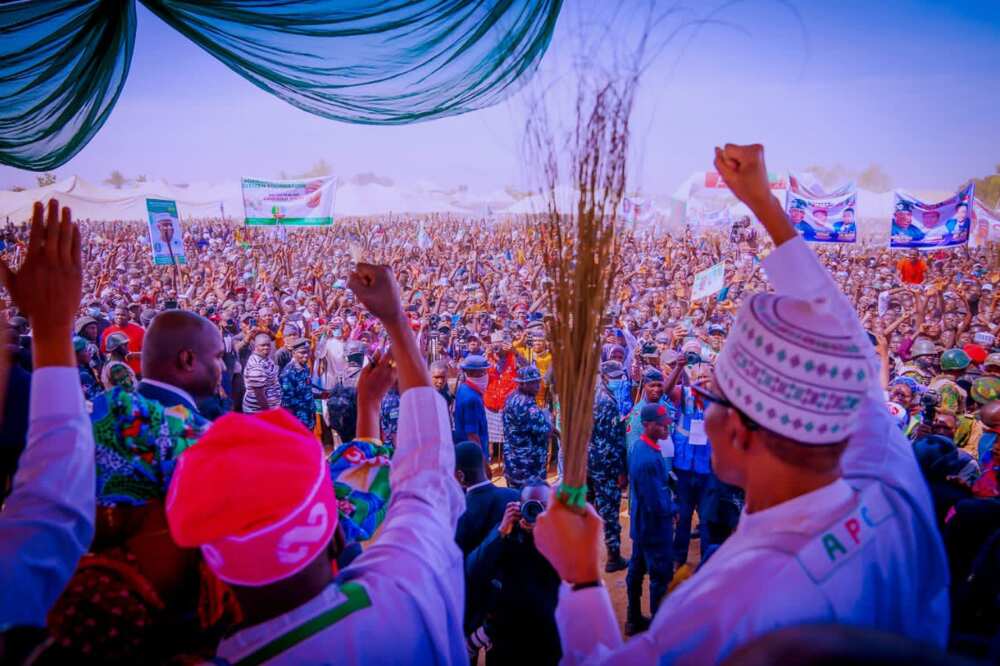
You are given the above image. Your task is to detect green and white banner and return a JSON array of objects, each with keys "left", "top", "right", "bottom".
[
  {"left": 145, "top": 198, "right": 187, "bottom": 265},
  {"left": 241, "top": 176, "right": 336, "bottom": 226}
]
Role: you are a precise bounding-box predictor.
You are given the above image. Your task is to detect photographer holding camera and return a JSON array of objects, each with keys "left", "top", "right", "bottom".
[{"left": 464, "top": 478, "right": 561, "bottom": 665}]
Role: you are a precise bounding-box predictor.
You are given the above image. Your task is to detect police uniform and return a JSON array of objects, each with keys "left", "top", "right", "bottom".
[
  {"left": 502, "top": 366, "right": 552, "bottom": 490},
  {"left": 552, "top": 236, "right": 948, "bottom": 664},
  {"left": 587, "top": 379, "right": 627, "bottom": 555}
]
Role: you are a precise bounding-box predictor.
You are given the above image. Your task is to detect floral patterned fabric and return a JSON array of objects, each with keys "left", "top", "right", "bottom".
[{"left": 92, "top": 387, "right": 208, "bottom": 507}]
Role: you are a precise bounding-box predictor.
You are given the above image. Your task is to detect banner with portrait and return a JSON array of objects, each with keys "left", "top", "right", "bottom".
[
  {"left": 241, "top": 176, "right": 336, "bottom": 226},
  {"left": 890, "top": 183, "right": 974, "bottom": 249},
  {"left": 685, "top": 198, "right": 732, "bottom": 231},
  {"left": 145, "top": 198, "right": 187, "bottom": 265},
  {"left": 691, "top": 262, "right": 725, "bottom": 301},
  {"left": 971, "top": 199, "right": 1000, "bottom": 248},
  {"left": 784, "top": 174, "right": 857, "bottom": 244}
]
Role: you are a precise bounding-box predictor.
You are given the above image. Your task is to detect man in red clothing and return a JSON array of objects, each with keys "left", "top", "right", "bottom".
[
  {"left": 100, "top": 306, "right": 145, "bottom": 376},
  {"left": 897, "top": 249, "right": 927, "bottom": 285},
  {"left": 484, "top": 331, "right": 520, "bottom": 464}
]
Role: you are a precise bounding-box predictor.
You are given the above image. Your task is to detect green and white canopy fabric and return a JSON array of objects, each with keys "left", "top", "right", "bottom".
[{"left": 0, "top": 0, "right": 563, "bottom": 171}]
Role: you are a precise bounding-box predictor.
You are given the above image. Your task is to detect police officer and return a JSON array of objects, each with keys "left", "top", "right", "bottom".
[
  {"left": 588, "top": 361, "right": 628, "bottom": 572},
  {"left": 502, "top": 365, "right": 552, "bottom": 490}
]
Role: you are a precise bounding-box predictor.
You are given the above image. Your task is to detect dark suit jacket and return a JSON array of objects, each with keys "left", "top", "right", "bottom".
[
  {"left": 456, "top": 482, "right": 520, "bottom": 556},
  {"left": 137, "top": 380, "right": 208, "bottom": 421}
]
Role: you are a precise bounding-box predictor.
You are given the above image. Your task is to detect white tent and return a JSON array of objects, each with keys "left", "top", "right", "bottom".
[{"left": 0, "top": 177, "right": 468, "bottom": 224}]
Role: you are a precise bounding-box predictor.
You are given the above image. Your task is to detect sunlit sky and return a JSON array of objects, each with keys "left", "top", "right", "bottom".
[{"left": 2, "top": 0, "right": 998, "bottom": 196}]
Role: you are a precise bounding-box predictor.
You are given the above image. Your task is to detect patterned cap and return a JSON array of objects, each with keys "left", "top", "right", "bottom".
[
  {"left": 516, "top": 365, "right": 543, "bottom": 383},
  {"left": 715, "top": 292, "right": 870, "bottom": 444},
  {"left": 166, "top": 409, "right": 337, "bottom": 587}
]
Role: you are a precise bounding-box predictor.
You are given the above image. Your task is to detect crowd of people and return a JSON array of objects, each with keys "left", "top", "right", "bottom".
[{"left": 1, "top": 142, "right": 999, "bottom": 664}]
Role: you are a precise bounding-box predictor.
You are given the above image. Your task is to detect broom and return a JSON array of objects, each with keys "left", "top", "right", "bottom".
[{"left": 526, "top": 78, "right": 634, "bottom": 511}]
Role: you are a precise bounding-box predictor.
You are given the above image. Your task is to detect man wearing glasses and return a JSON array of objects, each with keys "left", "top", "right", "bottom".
[{"left": 532, "top": 144, "right": 949, "bottom": 664}]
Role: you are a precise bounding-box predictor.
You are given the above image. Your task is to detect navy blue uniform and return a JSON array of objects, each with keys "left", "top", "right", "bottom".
[
  {"left": 587, "top": 384, "right": 626, "bottom": 551},
  {"left": 627, "top": 435, "right": 674, "bottom": 620}
]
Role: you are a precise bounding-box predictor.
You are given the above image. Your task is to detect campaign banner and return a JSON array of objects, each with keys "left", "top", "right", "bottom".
[
  {"left": 621, "top": 196, "right": 654, "bottom": 224},
  {"left": 691, "top": 262, "right": 725, "bottom": 301},
  {"left": 785, "top": 174, "right": 857, "bottom": 244},
  {"left": 145, "top": 199, "right": 187, "bottom": 266},
  {"left": 890, "top": 183, "right": 974, "bottom": 249},
  {"left": 704, "top": 171, "right": 786, "bottom": 191},
  {"left": 241, "top": 176, "right": 336, "bottom": 226},
  {"left": 685, "top": 198, "right": 732, "bottom": 229},
  {"left": 971, "top": 199, "right": 1000, "bottom": 248}
]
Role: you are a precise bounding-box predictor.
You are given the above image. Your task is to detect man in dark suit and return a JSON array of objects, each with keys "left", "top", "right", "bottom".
[
  {"left": 455, "top": 440, "right": 518, "bottom": 555},
  {"left": 464, "top": 479, "right": 562, "bottom": 665},
  {"left": 138, "top": 310, "right": 225, "bottom": 422}
]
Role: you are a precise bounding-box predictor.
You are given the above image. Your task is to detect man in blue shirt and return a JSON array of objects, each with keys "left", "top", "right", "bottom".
[
  {"left": 454, "top": 354, "right": 490, "bottom": 457},
  {"left": 669, "top": 363, "right": 714, "bottom": 569},
  {"left": 626, "top": 403, "right": 675, "bottom": 636}
]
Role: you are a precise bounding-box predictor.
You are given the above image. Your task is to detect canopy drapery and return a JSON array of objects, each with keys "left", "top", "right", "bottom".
[{"left": 0, "top": 0, "right": 562, "bottom": 171}]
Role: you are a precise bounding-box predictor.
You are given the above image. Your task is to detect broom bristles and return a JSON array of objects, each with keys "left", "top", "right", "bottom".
[{"left": 528, "top": 78, "right": 636, "bottom": 492}]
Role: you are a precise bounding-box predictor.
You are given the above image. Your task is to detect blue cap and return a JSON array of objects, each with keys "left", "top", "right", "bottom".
[
  {"left": 460, "top": 354, "right": 489, "bottom": 371},
  {"left": 644, "top": 368, "right": 665, "bottom": 382},
  {"left": 640, "top": 403, "right": 671, "bottom": 424},
  {"left": 516, "top": 365, "right": 543, "bottom": 383}
]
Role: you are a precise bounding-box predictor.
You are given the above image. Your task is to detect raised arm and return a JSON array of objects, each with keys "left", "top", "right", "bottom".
[
  {"left": 342, "top": 265, "right": 464, "bottom": 623},
  {"left": 0, "top": 200, "right": 94, "bottom": 629}
]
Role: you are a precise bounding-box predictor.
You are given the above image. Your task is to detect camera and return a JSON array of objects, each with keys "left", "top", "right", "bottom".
[
  {"left": 520, "top": 499, "right": 545, "bottom": 524},
  {"left": 921, "top": 390, "right": 939, "bottom": 424}
]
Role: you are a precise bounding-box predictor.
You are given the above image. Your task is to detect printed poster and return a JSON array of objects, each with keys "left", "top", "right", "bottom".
[
  {"left": 145, "top": 199, "right": 187, "bottom": 266},
  {"left": 621, "top": 196, "right": 654, "bottom": 224},
  {"left": 241, "top": 176, "right": 336, "bottom": 226},
  {"left": 785, "top": 174, "right": 857, "bottom": 244},
  {"left": 971, "top": 199, "right": 1000, "bottom": 248},
  {"left": 891, "top": 183, "right": 974, "bottom": 249},
  {"left": 691, "top": 262, "right": 725, "bottom": 301},
  {"left": 685, "top": 198, "right": 732, "bottom": 230}
]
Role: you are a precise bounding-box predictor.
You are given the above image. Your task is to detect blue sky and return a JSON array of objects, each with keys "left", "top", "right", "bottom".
[{"left": 2, "top": 0, "right": 998, "bottom": 195}]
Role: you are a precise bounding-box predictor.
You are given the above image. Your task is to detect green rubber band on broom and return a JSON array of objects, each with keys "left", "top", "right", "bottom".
[{"left": 557, "top": 482, "right": 588, "bottom": 510}]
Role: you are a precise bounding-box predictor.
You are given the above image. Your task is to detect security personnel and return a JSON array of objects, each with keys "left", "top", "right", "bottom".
[
  {"left": 625, "top": 403, "right": 675, "bottom": 636},
  {"left": 502, "top": 365, "right": 552, "bottom": 490},
  {"left": 900, "top": 338, "right": 937, "bottom": 382},
  {"left": 588, "top": 361, "right": 628, "bottom": 572},
  {"left": 930, "top": 348, "right": 971, "bottom": 414}
]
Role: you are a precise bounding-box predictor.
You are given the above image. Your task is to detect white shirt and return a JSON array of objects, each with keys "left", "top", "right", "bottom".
[
  {"left": 217, "top": 387, "right": 467, "bottom": 665},
  {"left": 553, "top": 236, "right": 949, "bottom": 664},
  {"left": 0, "top": 367, "right": 95, "bottom": 629},
  {"left": 322, "top": 336, "right": 348, "bottom": 389}
]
